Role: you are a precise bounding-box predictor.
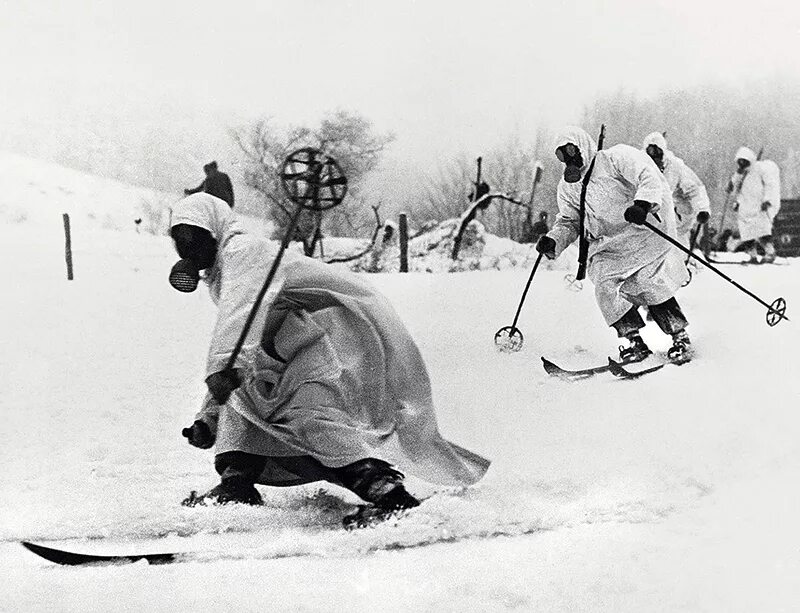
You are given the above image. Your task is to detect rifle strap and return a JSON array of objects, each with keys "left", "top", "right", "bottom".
[{"left": 576, "top": 156, "right": 598, "bottom": 281}]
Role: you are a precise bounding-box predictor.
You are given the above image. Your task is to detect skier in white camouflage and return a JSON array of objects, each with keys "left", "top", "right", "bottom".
[
  {"left": 536, "top": 126, "right": 693, "bottom": 363},
  {"left": 728, "top": 146, "right": 781, "bottom": 263},
  {"left": 641, "top": 132, "right": 710, "bottom": 248},
  {"left": 169, "top": 193, "right": 489, "bottom": 527}
]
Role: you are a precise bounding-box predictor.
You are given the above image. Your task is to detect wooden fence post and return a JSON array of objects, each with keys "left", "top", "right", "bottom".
[
  {"left": 63, "top": 213, "right": 74, "bottom": 280},
  {"left": 399, "top": 212, "right": 408, "bottom": 273}
]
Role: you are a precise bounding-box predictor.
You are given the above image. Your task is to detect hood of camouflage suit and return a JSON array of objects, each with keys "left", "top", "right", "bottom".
[
  {"left": 170, "top": 193, "right": 246, "bottom": 284},
  {"left": 642, "top": 131, "right": 676, "bottom": 169},
  {"left": 735, "top": 146, "right": 757, "bottom": 164},
  {"left": 170, "top": 192, "right": 245, "bottom": 246},
  {"left": 553, "top": 126, "right": 597, "bottom": 180},
  {"left": 642, "top": 131, "right": 668, "bottom": 153}
]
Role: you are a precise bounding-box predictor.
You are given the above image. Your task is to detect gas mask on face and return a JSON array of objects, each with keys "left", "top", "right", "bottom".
[
  {"left": 736, "top": 158, "right": 751, "bottom": 174},
  {"left": 556, "top": 143, "right": 584, "bottom": 183},
  {"left": 169, "top": 258, "right": 200, "bottom": 292},
  {"left": 169, "top": 224, "right": 218, "bottom": 293},
  {"left": 646, "top": 144, "right": 665, "bottom": 172}
]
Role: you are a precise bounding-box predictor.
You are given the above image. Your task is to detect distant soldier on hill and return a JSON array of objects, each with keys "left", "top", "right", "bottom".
[{"left": 185, "top": 161, "right": 235, "bottom": 208}]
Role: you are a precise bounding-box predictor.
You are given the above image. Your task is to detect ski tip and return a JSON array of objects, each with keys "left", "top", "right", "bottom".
[
  {"left": 540, "top": 356, "right": 560, "bottom": 374},
  {"left": 21, "top": 541, "right": 85, "bottom": 565},
  {"left": 21, "top": 541, "right": 177, "bottom": 566},
  {"left": 606, "top": 357, "right": 627, "bottom": 376},
  {"left": 22, "top": 541, "right": 58, "bottom": 556}
]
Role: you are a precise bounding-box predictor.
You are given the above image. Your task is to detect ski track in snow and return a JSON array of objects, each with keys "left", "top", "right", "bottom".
[{"left": 2, "top": 219, "right": 760, "bottom": 562}]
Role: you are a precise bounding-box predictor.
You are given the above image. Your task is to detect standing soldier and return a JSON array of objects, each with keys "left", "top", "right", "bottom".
[
  {"left": 185, "top": 161, "right": 235, "bottom": 208},
  {"left": 729, "top": 147, "right": 781, "bottom": 263}
]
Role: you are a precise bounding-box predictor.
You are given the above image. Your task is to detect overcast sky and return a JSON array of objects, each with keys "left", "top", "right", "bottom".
[{"left": 2, "top": 0, "right": 799, "bottom": 185}]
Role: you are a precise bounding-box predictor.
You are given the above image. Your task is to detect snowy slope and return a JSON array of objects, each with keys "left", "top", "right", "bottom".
[
  {"left": 0, "top": 150, "right": 175, "bottom": 233},
  {"left": 2, "top": 158, "right": 800, "bottom": 612}
]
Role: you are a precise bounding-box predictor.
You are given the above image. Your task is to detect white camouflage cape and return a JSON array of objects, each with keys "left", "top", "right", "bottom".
[{"left": 171, "top": 193, "right": 490, "bottom": 487}]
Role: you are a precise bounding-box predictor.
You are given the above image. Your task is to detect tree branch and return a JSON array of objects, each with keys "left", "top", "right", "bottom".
[{"left": 325, "top": 204, "right": 383, "bottom": 264}]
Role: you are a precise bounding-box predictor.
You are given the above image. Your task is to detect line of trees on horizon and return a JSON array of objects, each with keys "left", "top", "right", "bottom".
[
  {"left": 3, "top": 77, "right": 799, "bottom": 243},
  {"left": 417, "top": 76, "right": 800, "bottom": 243},
  {"left": 580, "top": 76, "right": 800, "bottom": 229}
]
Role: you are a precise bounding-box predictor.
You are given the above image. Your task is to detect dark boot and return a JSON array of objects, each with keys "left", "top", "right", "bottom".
[
  {"left": 336, "top": 459, "right": 421, "bottom": 529},
  {"left": 667, "top": 330, "right": 693, "bottom": 364},
  {"left": 182, "top": 451, "right": 267, "bottom": 507},
  {"left": 618, "top": 334, "right": 652, "bottom": 364},
  {"left": 182, "top": 480, "right": 264, "bottom": 507},
  {"left": 612, "top": 307, "right": 650, "bottom": 363}
]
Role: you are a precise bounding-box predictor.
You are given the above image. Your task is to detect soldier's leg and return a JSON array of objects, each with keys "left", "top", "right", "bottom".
[
  {"left": 760, "top": 234, "right": 777, "bottom": 262},
  {"left": 648, "top": 297, "right": 692, "bottom": 362},
  {"left": 647, "top": 297, "right": 688, "bottom": 336}
]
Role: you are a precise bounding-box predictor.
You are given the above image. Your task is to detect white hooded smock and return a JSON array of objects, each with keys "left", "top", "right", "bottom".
[
  {"left": 642, "top": 132, "right": 710, "bottom": 245},
  {"left": 730, "top": 146, "right": 781, "bottom": 242},
  {"left": 170, "top": 193, "right": 490, "bottom": 488},
  {"left": 547, "top": 127, "right": 688, "bottom": 326}
]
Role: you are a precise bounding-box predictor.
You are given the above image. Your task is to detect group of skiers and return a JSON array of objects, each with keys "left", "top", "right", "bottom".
[
  {"left": 167, "top": 129, "right": 781, "bottom": 525},
  {"left": 536, "top": 127, "right": 781, "bottom": 366}
]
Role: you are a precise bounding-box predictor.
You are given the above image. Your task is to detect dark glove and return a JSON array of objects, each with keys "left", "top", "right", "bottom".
[
  {"left": 535, "top": 235, "right": 556, "bottom": 259},
  {"left": 696, "top": 211, "right": 710, "bottom": 224},
  {"left": 624, "top": 200, "right": 653, "bottom": 225},
  {"left": 761, "top": 201, "right": 771, "bottom": 211},
  {"left": 182, "top": 420, "right": 214, "bottom": 449},
  {"left": 205, "top": 368, "right": 242, "bottom": 404}
]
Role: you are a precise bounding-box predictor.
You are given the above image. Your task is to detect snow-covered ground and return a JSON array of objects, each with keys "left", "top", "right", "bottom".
[{"left": 2, "top": 155, "right": 800, "bottom": 612}]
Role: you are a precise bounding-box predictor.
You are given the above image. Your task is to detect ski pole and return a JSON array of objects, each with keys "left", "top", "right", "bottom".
[
  {"left": 681, "top": 221, "right": 706, "bottom": 287},
  {"left": 494, "top": 252, "right": 544, "bottom": 351},
  {"left": 224, "top": 148, "right": 348, "bottom": 371},
  {"left": 715, "top": 188, "right": 735, "bottom": 242},
  {"left": 685, "top": 221, "right": 705, "bottom": 265},
  {"left": 224, "top": 205, "right": 305, "bottom": 371},
  {"left": 642, "top": 219, "right": 788, "bottom": 327}
]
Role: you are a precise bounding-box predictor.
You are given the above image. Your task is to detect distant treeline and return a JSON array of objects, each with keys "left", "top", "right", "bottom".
[
  {"left": 581, "top": 77, "right": 800, "bottom": 221},
  {"left": 417, "top": 76, "right": 800, "bottom": 241}
]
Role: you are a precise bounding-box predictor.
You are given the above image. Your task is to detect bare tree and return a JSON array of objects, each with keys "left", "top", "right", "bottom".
[
  {"left": 415, "top": 130, "right": 561, "bottom": 241},
  {"left": 416, "top": 156, "right": 475, "bottom": 222},
  {"left": 231, "top": 110, "right": 394, "bottom": 255}
]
